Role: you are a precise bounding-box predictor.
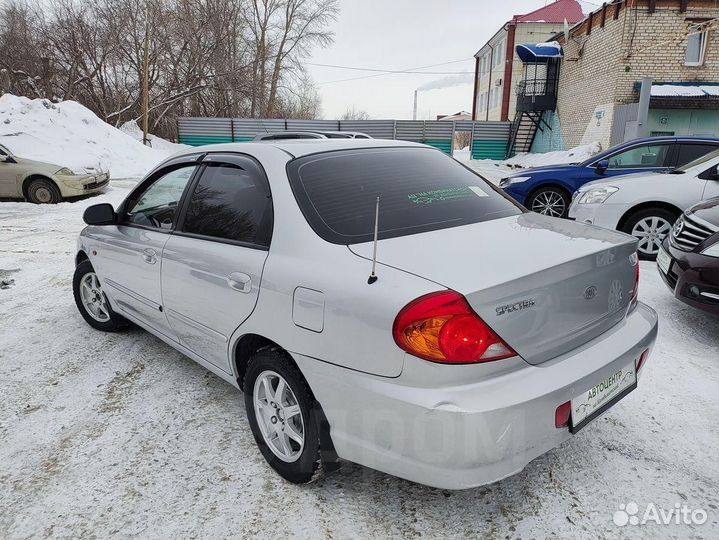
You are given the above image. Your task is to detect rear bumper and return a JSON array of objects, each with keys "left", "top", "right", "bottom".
[
  {"left": 294, "top": 302, "right": 658, "bottom": 490},
  {"left": 658, "top": 238, "right": 719, "bottom": 315}
]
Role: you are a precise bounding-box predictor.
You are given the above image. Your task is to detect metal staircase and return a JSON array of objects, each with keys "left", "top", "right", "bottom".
[{"left": 507, "top": 111, "right": 544, "bottom": 156}]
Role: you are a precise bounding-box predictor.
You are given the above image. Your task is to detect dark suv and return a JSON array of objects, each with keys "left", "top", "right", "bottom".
[{"left": 657, "top": 197, "right": 719, "bottom": 315}]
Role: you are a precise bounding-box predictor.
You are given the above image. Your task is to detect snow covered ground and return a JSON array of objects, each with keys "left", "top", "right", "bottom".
[
  {"left": 0, "top": 95, "right": 185, "bottom": 178},
  {"left": 1, "top": 178, "right": 718, "bottom": 539}
]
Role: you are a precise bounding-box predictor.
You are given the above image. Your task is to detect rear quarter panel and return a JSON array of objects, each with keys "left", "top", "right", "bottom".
[{"left": 227, "top": 146, "right": 443, "bottom": 378}]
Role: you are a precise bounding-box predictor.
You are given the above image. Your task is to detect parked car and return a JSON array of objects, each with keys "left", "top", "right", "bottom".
[
  {"left": 311, "top": 131, "right": 371, "bottom": 139},
  {"left": 657, "top": 197, "right": 719, "bottom": 315},
  {"left": 254, "top": 132, "right": 327, "bottom": 141},
  {"left": 0, "top": 143, "right": 109, "bottom": 203},
  {"left": 74, "top": 139, "right": 657, "bottom": 490},
  {"left": 568, "top": 149, "right": 719, "bottom": 260},
  {"left": 254, "top": 131, "right": 371, "bottom": 141},
  {"left": 500, "top": 137, "right": 719, "bottom": 218}
]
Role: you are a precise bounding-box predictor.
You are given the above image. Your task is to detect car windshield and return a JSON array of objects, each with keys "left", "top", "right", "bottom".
[
  {"left": 673, "top": 148, "right": 719, "bottom": 173},
  {"left": 287, "top": 147, "right": 523, "bottom": 244}
]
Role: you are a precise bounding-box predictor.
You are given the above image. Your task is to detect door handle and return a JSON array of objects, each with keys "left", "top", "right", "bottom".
[
  {"left": 227, "top": 272, "right": 252, "bottom": 293},
  {"left": 142, "top": 248, "right": 157, "bottom": 264}
]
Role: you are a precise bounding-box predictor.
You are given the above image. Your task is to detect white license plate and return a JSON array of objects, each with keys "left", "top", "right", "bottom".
[
  {"left": 570, "top": 361, "right": 637, "bottom": 432},
  {"left": 657, "top": 246, "right": 671, "bottom": 275}
]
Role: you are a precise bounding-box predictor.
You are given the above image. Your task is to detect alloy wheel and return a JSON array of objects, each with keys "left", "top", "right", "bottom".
[
  {"left": 531, "top": 190, "right": 566, "bottom": 217},
  {"left": 631, "top": 216, "right": 672, "bottom": 256},
  {"left": 79, "top": 272, "right": 110, "bottom": 322},
  {"left": 253, "top": 370, "right": 305, "bottom": 463}
]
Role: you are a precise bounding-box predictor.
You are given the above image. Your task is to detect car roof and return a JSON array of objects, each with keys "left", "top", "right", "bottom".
[
  {"left": 579, "top": 135, "right": 719, "bottom": 166},
  {"left": 174, "top": 138, "right": 427, "bottom": 158}
]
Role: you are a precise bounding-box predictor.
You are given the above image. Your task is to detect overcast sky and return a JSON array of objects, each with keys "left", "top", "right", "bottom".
[{"left": 305, "top": 0, "right": 564, "bottom": 120}]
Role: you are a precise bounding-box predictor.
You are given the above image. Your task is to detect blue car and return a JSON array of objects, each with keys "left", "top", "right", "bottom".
[{"left": 499, "top": 136, "right": 719, "bottom": 218}]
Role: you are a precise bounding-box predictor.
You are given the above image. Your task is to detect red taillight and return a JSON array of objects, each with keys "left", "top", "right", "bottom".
[
  {"left": 555, "top": 401, "right": 572, "bottom": 429},
  {"left": 392, "top": 290, "right": 516, "bottom": 364},
  {"left": 631, "top": 253, "right": 640, "bottom": 303},
  {"left": 637, "top": 349, "right": 650, "bottom": 372}
]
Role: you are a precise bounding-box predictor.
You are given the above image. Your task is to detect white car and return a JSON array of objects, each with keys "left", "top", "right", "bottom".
[
  {"left": 569, "top": 149, "right": 719, "bottom": 259},
  {"left": 74, "top": 139, "right": 657, "bottom": 489}
]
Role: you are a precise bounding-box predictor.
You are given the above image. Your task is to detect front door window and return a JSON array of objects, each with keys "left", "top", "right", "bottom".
[
  {"left": 126, "top": 165, "right": 197, "bottom": 229},
  {"left": 605, "top": 144, "right": 671, "bottom": 169}
]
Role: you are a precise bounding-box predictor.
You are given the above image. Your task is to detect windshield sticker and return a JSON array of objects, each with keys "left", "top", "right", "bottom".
[
  {"left": 407, "top": 186, "right": 485, "bottom": 205},
  {"left": 468, "top": 185, "right": 489, "bottom": 198}
]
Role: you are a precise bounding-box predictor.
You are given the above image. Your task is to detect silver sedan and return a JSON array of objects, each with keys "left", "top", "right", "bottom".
[{"left": 74, "top": 139, "right": 657, "bottom": 489}]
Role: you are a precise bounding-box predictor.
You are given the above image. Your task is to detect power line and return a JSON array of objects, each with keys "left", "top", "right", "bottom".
[
  {"left": 307, "top": 61, "right": 470, "bottom": 75},
  {"left": 316, "top": 58, "right": 474, "bottom": 85}
]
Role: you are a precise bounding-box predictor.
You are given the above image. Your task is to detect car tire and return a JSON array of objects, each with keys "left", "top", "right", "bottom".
[
  {"left": 621, "top": 207, "right": 678, "bottom": 261},
  {"left": 527, "top": 186, "right": 571, "bottom": 218},
  {"left": 26, "top": 177, "right": 62, "bottom": 204},
  {"left": 244, "top": 349, "right": 323, "bottom": 484},
  {"left": 73, "top": 259, "right": 128, "bottom": 331}
]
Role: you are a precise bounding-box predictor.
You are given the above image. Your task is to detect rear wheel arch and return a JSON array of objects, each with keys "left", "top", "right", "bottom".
[
  {"left": 617, "top": 201, "right": 682, "bottom": 231},
  {"left": 234, "top": 333, "right": 339, "bottom": 471},
  {"left": 234, "top": 333, "right": 283, "bottom": 391},
  {"left": 76, "top": 250, "right": 89, "bottom": 267}
]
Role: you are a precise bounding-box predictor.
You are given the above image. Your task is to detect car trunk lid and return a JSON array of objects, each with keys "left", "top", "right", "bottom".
[{"left": 349, "top": 213, "right": 638, "bottom": 365}]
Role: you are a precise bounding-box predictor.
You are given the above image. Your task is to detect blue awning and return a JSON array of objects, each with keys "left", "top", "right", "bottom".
[{"left": 516, "top": 42, "right": 563, "bottom": 63}]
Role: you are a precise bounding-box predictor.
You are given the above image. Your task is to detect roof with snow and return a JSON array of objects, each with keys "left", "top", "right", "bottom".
[
  {"left": 474, "top": 1, "right": 585, "bottom": 57},
  {"left": 516, "top": 42, "right": 564, "bottom": 63},
  {"left": 635, "top": 82, "right": 719, "bottom": 99},
  {"left": 513, "top": 0, "right": 585, "bottom": 24}
]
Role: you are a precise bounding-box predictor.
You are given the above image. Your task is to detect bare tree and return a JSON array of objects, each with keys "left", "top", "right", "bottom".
[
  {"left": 340, "top": 105, "right": 370, "bottom": 120},
  {"left": 0, "top": 0, "right": 338, "bottom": 138}
]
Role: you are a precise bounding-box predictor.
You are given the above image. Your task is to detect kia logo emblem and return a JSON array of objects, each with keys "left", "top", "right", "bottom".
[{"left": 584, "top": 286, "right": 598, "bottom": 300}]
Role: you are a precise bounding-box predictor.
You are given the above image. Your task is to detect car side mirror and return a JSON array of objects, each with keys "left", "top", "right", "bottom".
[
  {"left": 83, "top": 203, "right": 117, "bottom": 225},
  {"left": 0, "top": 154, "right": 16, "bottom": 163},
  {"left": 595, "top": 159, "right": 609, "bottom": 174}
]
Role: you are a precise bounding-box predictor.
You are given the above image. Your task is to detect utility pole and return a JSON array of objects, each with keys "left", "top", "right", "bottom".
[
  {"left": 142, "top": 0, "right": 151, "bottom": 146},
  {"left": 635, "top": 77, "right": 652, "bottom": 139}
]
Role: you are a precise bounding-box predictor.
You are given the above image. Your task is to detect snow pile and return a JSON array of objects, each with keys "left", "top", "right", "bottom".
[
  {"left": 119, "top": 120, "right": 187, "bottom": 154},
  {"left": 457, "top": 142, "right": 602, "bottom": 185},
  {"left": 502, "top": 141, "right": 601, "bottom": 168},
  {"left": 0, "top": 94, "right": 184, "bottom": 178}
]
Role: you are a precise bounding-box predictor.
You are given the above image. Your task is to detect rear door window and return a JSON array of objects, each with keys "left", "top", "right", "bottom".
[
  {"left": 181, "top": 162, "right": 273, "bottom": 247},
  {"left": 676, "top": 144, "right": 719, "bottom": 167},
  {"left": 287, "top": 147, "right": 522, "bottom": 244}
]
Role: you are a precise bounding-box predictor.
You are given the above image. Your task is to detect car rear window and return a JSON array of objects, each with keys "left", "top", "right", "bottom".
[{"left": 287, "top": 147, "right": 523, "bottom": 244}]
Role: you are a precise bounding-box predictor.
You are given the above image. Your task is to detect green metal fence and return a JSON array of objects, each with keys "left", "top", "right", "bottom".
[{"left": 178, "top": 117, "right": 511, "bottom": 159}]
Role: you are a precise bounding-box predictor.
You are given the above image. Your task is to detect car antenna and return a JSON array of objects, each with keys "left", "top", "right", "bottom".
[{"left": 367, "top": 196, "right": 380, "bottom": 284}]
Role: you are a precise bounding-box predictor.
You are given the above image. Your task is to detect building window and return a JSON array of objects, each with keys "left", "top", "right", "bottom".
[
  {"left": 685, "top": 25, "right": 709, "bottom": 66},
  {"left": 492, "top": 39, "right": 505, "bottom": 67},
  {"left": 480, "top": 53, "right": 489, "bottom": 75},
  {"left": 487, "top": 84, "right": 502, "bottom": 111}
]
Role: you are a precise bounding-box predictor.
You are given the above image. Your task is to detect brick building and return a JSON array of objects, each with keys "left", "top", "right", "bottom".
[
  {"left": 471, "top": 0, "right": 585, "bottom": 122},
  {"left": 529, "top": 0, "right": 719, "bottom": 152}
]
